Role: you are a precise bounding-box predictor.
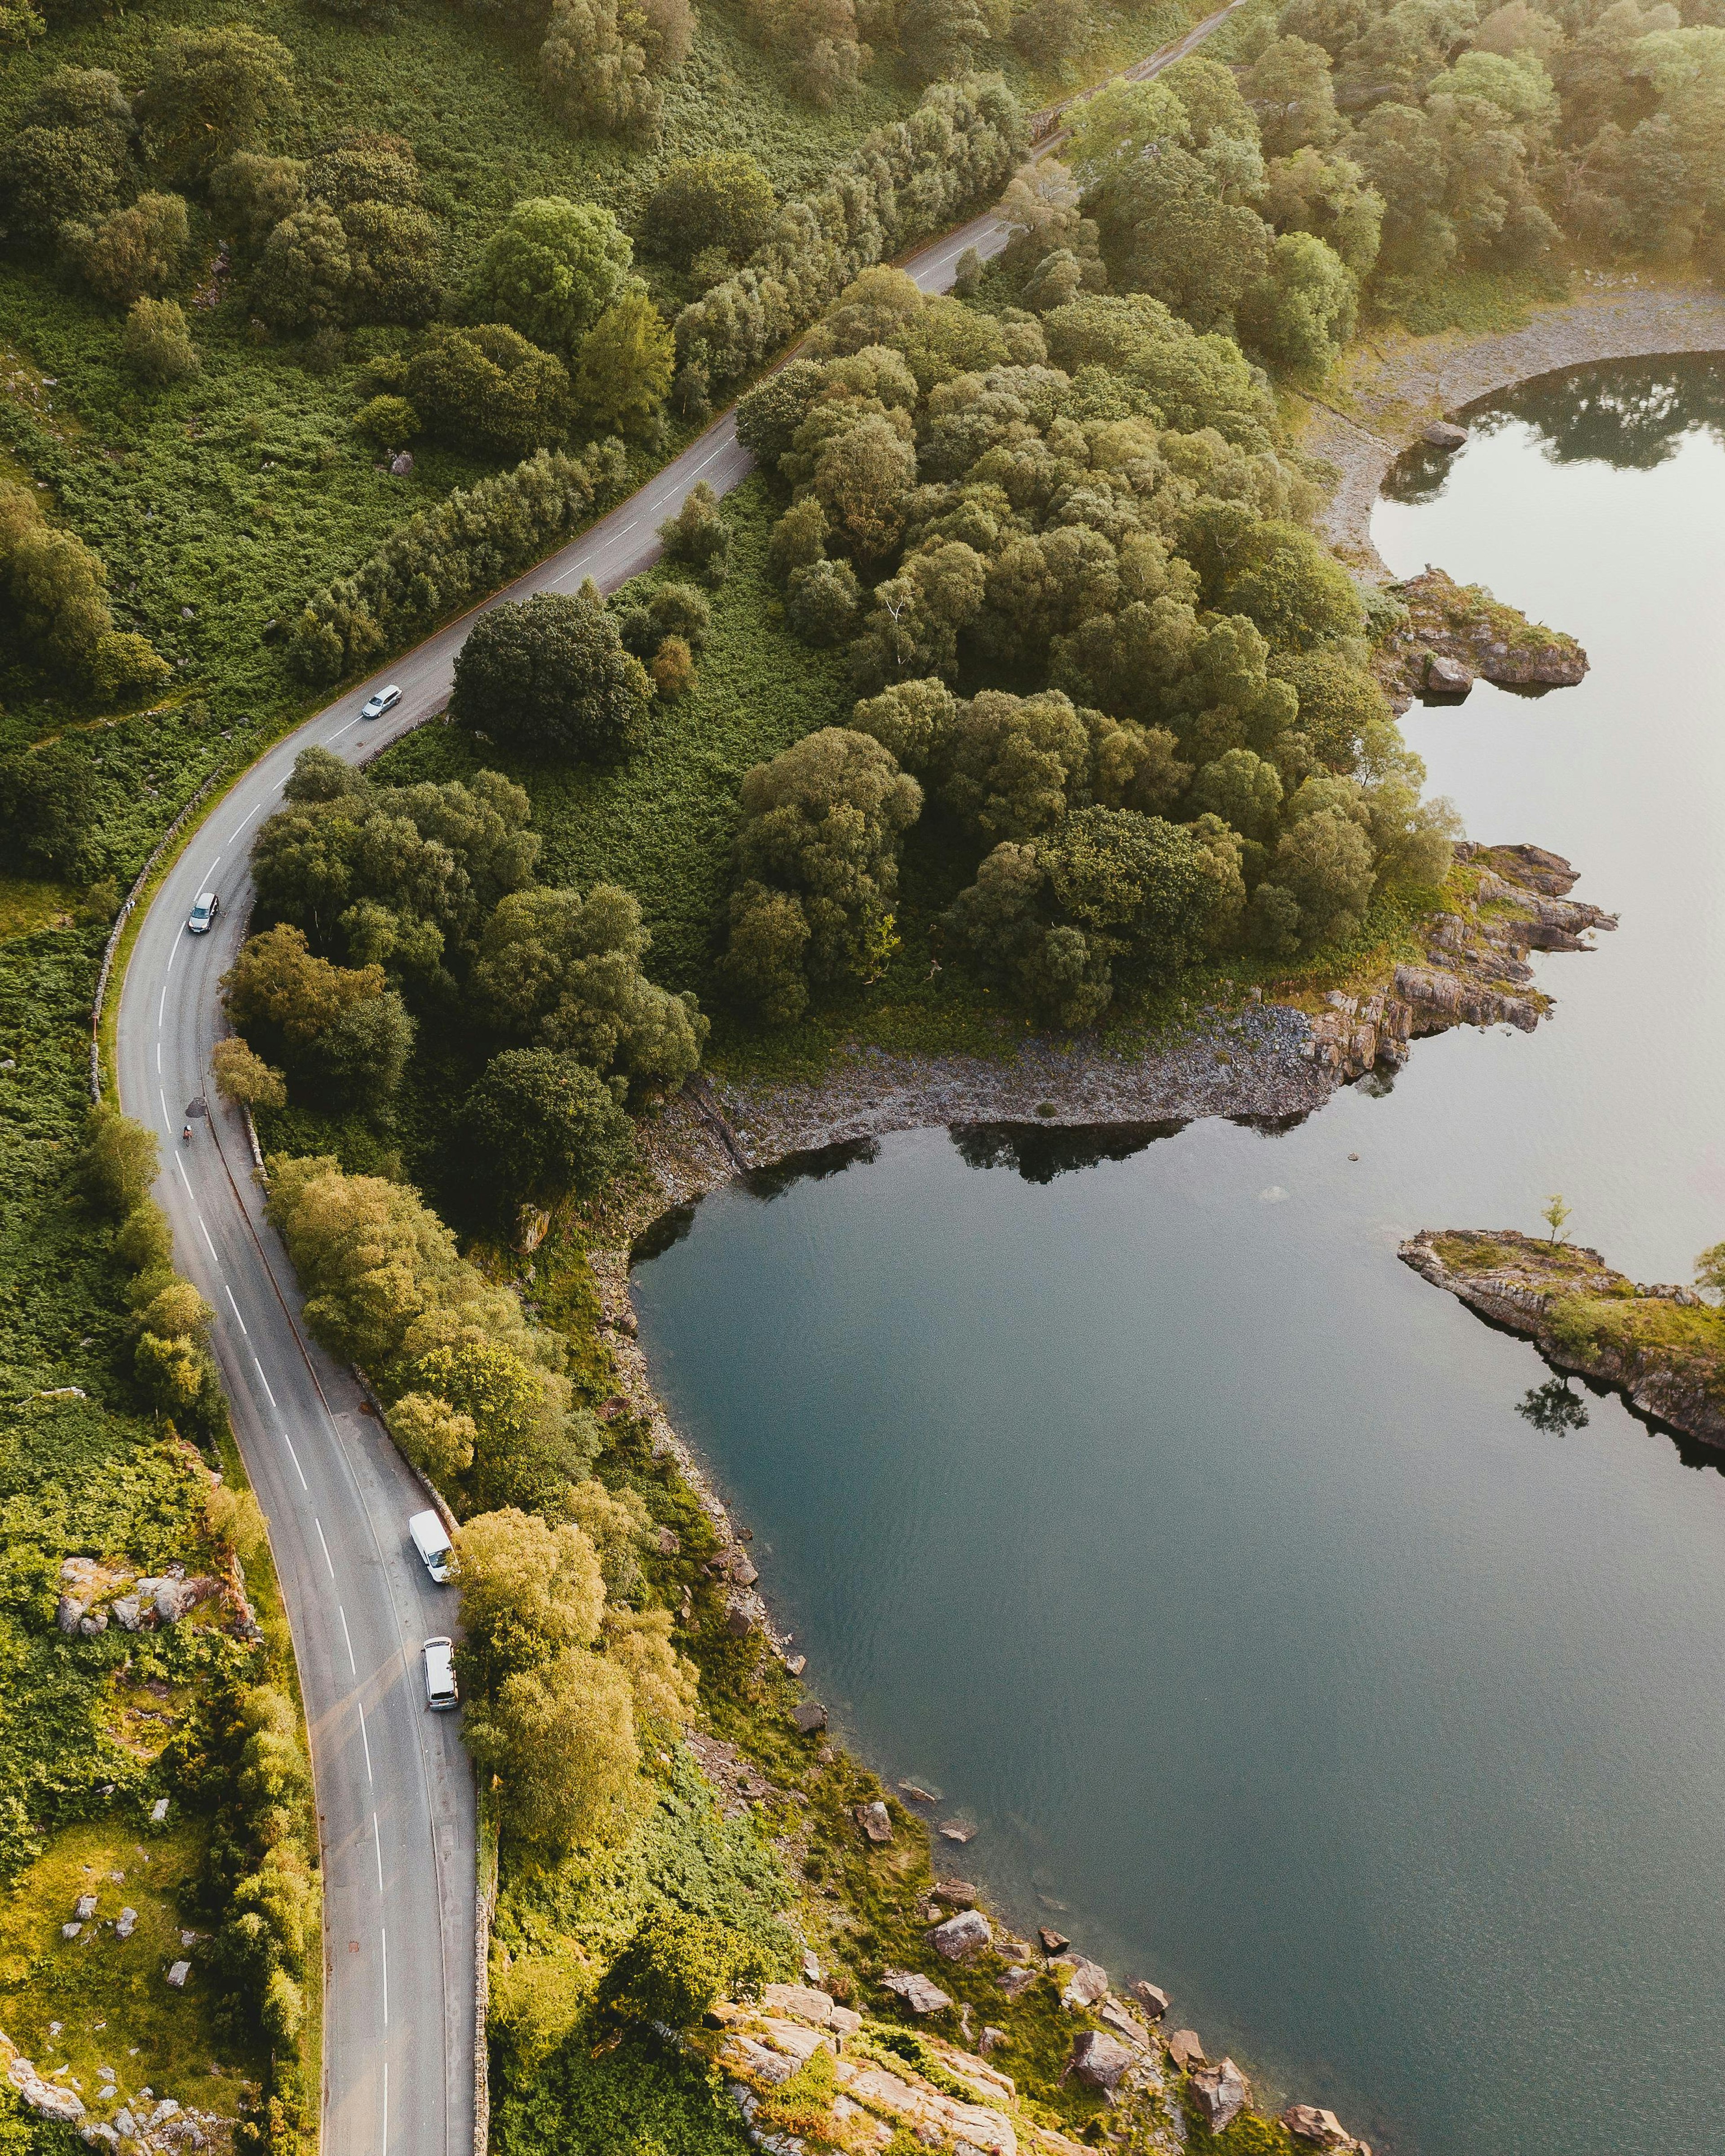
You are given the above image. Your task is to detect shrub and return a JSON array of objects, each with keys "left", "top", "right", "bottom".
[
  {"left": 643, "top": 154, "right": 777, "bottom": 266},
  {"left": 601, "top": 1910, "right": 773, "bottom": 2026},
  {"left": 450, "top": 590, "right": 652, "bottom": 762},
  {"left": 405, "top": 323, "right": 571, "bottom": 457},
  {"left": 66, "top": 191, "right": 190, "bottom": 309},
  {"left": 352, "top": 394, "right": 419, "bottom": 452},
  {"left": 121, "top": 296, "right": 199, "bottom": 385},
  {"left": 0, "top": 741, "right": 98, "bottom": 874},
  {"left": 212, "top": 1036, "right": 288, "bottom": 1109},
  {"left": 649, "top": 634, "right": 696, "bottom": 698},
  {"left": 471, "top": 195, "right": 632, "bottom": 354},
  {"left": 76, "top": 1104, "right": 159, "bottom": 1216},
  {"left": 656, "top": 482, "right": 730, "bottom": 585},
  {"left": 462, "top": 1047, "right": 638, "bottom": 1207}
]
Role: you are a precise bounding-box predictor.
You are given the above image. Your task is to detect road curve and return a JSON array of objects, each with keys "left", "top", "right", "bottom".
[{"left": 111, "top": 15, "right": 1238, "bottom": 2153}]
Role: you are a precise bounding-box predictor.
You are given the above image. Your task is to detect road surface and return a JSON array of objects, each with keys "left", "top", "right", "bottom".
[{"left": 111, "top": 12, "right": 1240, "bottom": 2152}]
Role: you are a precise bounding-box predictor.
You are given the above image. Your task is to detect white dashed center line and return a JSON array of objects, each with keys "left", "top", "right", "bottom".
[
  {"left": 340, "top": 1604, "right": 358, "bottom": 1675},
  {"left": 314, "top": 1516, "right": 336, "bottom": 1581}
]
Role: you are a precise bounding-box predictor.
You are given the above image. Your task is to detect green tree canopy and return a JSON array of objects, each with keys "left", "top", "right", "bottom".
[
  {"left": 470, "top": 195, "right": 632, "bottom": 353},
  {"left": 451, "top": 591, "right": 652, "bottom": 762}
]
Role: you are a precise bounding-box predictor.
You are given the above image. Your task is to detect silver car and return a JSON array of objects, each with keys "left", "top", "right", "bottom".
[
  {"left": 422, "top": 1636, "right": 459, "bottom": 1711},
  {"left": 187, "top": 891, "right": 220, "bottom": 935},
  {"left": 360, "top": 684, "right": 402, "bottom": 720}
]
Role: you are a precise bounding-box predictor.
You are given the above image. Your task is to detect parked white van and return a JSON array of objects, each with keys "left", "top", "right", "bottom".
[{"left": 409, "top": 1510, "right": 456, "bottom": 1583}]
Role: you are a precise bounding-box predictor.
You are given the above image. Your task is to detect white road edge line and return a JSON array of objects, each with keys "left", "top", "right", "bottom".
[
  {"left": 314, "top": 1516, "right": 336, "bottom": 1581},
  {"left": 373, "top": 1811, "right": 384, "bottom": 1892},
  {"left": 340, "top": 1604, "right": 357, "bottom": 1675},
  {"left": 224, "top": 1284, "right": 250, "bottom": 1338},
  {"left": 358, "top": 1699, "right": 374, "bottom": 1784},
  {"left": 281, "top": 1427, "right": 310, "bottom": 1492}
]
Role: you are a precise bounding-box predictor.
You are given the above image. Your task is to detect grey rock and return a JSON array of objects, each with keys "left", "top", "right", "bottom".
[
  {"left": 784, "top": 1654, "right": 806, "bottom": 1677},
  {"left": 879, "top": 1967, "right": 951, "bottom": 2015},
  {"left": 78, "top": 1611, "right": 108, "bottom": 1637},
  {"left": 1190, "top": 2057, "right": 1251, "bottom": 2133},
  {"left": 1058, "top": 1955, "right": 1110, "bottom": 2009},
  {"left": 790, "top": 1702, "right": 827, "bottom": 1735},
  {"left": 1097, "top": 2001, "right": 1150, "bottom": 2052},
  {"left": 898, "top": 1780, "right": 942, "bottom": 1803},
  {"left": 62, "top": 1923, "right": 83, "bottom": 1940},
  {"left": 1069, "top": 2030, "right": 1135, "bottom": 2094},
  {"left": 150, "top": 1798, "right": 169, "bottom": 1824},
  {"left": 166, "top": 1960, "right": 190, "bottom": 1988},
  {"left": 116, "top": 2112, "right": 137, "bottom": 2138},
  {"left": 390, "top": 452, "right": 414, "bottom": 477},
  {"left": 1423, "top": 420, "right": 1468, "bottom": 450},
  {"left": 997, "top": 1967, "right": 1036, "bottom": 1999},
  {"left": 75, "top": 1894, "right": 97, "bottom": 1921},
  {"left": 1166, "top": 2029, "right": 1206, "bottom": 2071},
  {"left": 855, "top": 1799, "right": 893, "bottom": 1844},
  {"left": 724, "top": 1604, "right": 755, "bottom": 1639},
  {"left": 978, "top": 2026, "right": 1008, "bottom": 2056},
  {"left": 82, "top": 2126, "right": 121, "bottom": 2150},
  {"left": 1423, "top": 652, "right": 1473, "bottom": 697},
  {"left": 801, "top": 1952, "right": 822, "bottom": 1984},
  {"left": 932, "top": 1878, "right": 978, "bottom": 1907},
  {"left": 1129, "top": 1980, "right": 1170, "bottom": 2019},
  {"left": 56, "top": 1596, "right": 85, "bottom": 1634},
  {"left": 937, "top": 1820, "right": 976, "bottom": 1844},
  {"left": 928, "top": 1909, "right": 991, "bottom": 1961},
  {"left": 111, "top": 1598, "right": 142, "bottom": 1633},
  {"left": 148, "top": 2100, "right": 180, "bottom": 2126}
]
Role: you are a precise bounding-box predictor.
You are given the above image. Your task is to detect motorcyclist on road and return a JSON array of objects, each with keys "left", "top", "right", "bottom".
[{"left": 182, "top": 1123, "right": 192, "bottom": 1143}]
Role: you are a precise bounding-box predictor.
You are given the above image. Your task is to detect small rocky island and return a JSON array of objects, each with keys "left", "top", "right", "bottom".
[
  {"left": 1376, "top": 567, "right": 1589, "bottom": 707},
  {"left": 1400, "top": 1230, "right": 1725, "bottom": 1447}
]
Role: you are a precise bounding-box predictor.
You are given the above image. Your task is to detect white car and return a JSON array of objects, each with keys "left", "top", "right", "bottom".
[
  {"left": 409, "top": 1510, "right": 456, "bottom": 1584},
  {"left": 187, "top": 891, "right": 220, "bottom": 935},
  {"left": 360, "top": 684, "right": 402, "bottom": 720},
  {"left": 422, "top": 1636, "right": 459, "bottom": 1711}
]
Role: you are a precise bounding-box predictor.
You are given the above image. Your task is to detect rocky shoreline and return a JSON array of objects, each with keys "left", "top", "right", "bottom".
[
  {"left": 1298, "top": 278, "right": 1725, "bottom": 578},
  {"left": 618, "top": 840, "right": 1616, "bottom": 1231},
  {"left": 1375, "top": 566, "right": 1588, "bottom": 711},
  {"left": 1400, "top": 1229, "right": 1725, "bottom": 1449}
]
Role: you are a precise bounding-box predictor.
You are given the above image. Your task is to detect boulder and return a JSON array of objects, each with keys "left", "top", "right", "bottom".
[
  {"left": 1037, "top": 1927, "right": 1069, "bottom": 1955},
  {"left": 1057, "top": 1956, "right": 1109, "bottom": 2009},
  {"left": 62, "top": 1924, "right": 82, "bottom": 1940},
  {"left": 74, "top": 1895, "right": 97, "bottom": 1921},
  {"left": 1423, "top": 652, "right": 1473, "bottom": 697},
  {"left": 933, "top": 1878, "right": 978, "bottom": 1907},
  {"left": 1097, "top": 2001, "right": 1150, "bottom": 2052},
  {"left": 116, "top": 1910, "right": 137, "bottom": 1940},
  {"left": 1129, "top": 1980, "right": 1169, "bottom": 2019},
  {"left": 1068, "top": 2030, "right": 1134, "bottom": 2094},
  {"left": 880, "top": 1967, "right": 952, "bottom": 2015},
  {"left": 938, "top": 1820, "right": 977, "bottom": 1844},
  {"left": 1281, "top": 2102, "right": 1372, "bottom": 2153},
  {"left": 978, "top": 2027, "right": 1008, "bottom": 2056},
  {"left": 166, "top": 1960, "right": 190, "bottom": 1988},
  {"left": 724, "top": 1603, "right": 755, "bottom": 1639},
  {"left": 79, "top": 1611, "right": 108, "bottom": 1637},
  {"left": 56, "top": 1597, "right": 85, "bottom": 1635},
  {"left": 150, "top": 1798, "right": 169, "bottom": 1824},
  {"left": 390, "top": 452, "right": 415, "bottom": 477},
  {"left": 1423, "top": 421, "right": 1468, "bottom": 450},
  {"left": 929, "top": 1910, "right": 991, "bottom": 1960},
  {"left": 761, "top": 1984, "right": 837, "bottom": 2026},
  {"left": 1190, "top": 2057, "right": 1251, "bottom": 2133},
  {"left": 1, "top": 2035, "right": 86, "bottom": 2125},
  {"left": 856, "top": 1799, "right": 893, "bottom": 1844},
  {"left": 1166, "top": 2029, "right": 1206, "bottom": 2071},
  {"left": 111, "top": 1598, "right": 142, "bottom": 1633},
  {"left": 898, "top": 1780, "right": 941, "bottom": 1803},
  {"left": 998, "top": 1967, "right": 1036, "bottom": 1999},
  {"left": 791, "top": 1702, "right": 827, "bottom": 1735}
]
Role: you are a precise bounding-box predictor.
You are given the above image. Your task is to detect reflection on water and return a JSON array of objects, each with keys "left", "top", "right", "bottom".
[{"left": 634, "top": 361, "right": 1725, "bottom": 2156}]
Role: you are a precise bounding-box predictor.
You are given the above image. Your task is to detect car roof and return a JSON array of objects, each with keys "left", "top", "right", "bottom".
[{"left": 194, "top": 892, "right": 216, "bottom": 906}]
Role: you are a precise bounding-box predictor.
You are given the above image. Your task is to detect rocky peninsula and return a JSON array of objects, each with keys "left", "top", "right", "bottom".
[{"left": 1400, "top": 1230, "right": 1725, "bottom": 1449}]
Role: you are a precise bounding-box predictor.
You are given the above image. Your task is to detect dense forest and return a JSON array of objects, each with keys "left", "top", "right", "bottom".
[{"left": 0, "top": 0, "right": 1721, "bottom": 2144}]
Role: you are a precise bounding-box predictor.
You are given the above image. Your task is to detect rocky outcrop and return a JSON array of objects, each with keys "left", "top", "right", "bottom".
[
  {"left": 1376, "top": 567, "right": 1587, "bottom": 712},
  {"left": 1400, "top": 1229, "right": 1725, "bottom": 1448},
  {"left": 1, "top": 2031, "right": 85, "bottom": 2125},
  {"left": 880, "top": 1968, "right": 953, "bottom": 2014},
  {"left": 1189, "top": 2057, "right": 1251, "bottom": 2132},
  {"left": 1283, "top": 2102, "right": 1375, "bottom": 2153},
  {"left": 1300, "top": 844, "right": 1614, "bottom": 1082}
]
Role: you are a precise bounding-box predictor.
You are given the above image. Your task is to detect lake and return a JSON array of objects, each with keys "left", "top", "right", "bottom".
[{"left": 632, "top": 360, "right": 1725, "bottom": 2156}]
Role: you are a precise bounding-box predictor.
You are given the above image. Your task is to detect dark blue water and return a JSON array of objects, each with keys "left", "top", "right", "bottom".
[{"left": 634, "top": 362, "right": 1725, "bottom": 2156}]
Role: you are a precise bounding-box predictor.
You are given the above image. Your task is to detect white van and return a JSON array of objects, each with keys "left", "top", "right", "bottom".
[
  {"left": 409, "top": 1510, "right": 456, "bottom": 1583},
  {"left": 422, "top": 1637, "right": 459, "bottom": 1711}
]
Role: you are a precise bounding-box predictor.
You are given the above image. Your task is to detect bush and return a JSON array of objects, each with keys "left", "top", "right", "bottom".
[
  {"left": 212, "top": 1035, "right": 288, "bottom": 1109},
  {"left": 76, "top": 1104, "right": 159, "bottom": 1216},
  {"left": 352, "top": 394, "right": 419, "bottom": 452},
  {"left": 405, "top": 323, "right": 571, "bottom": 457},
  {"left": 134, "top": 26, "right": 298, "bottom": 183},
  {"left": 0, "top": 740, "right": 98, "bottom": 873},
  {"left": 471, "top": 195, "right": 632, "bottom": 355},
  {"left": 450, "top": 590, "right": 652, "bottom": 762},
  {"left": 649, "top": 634, "right": 696, "bottom": 698},
  {"left": 644, "top": 154, "right": 777, "bottom": 266},
  {"left": 66, "top": 191, "right": 190, "bottom": 309},
  {"left": 656, "top": 482, "right": 730, "bottom": 585},
  {"left": 462, "top": 1047, "right": 637, "bottom": 1208},
  {"left": 600, "top": 1909, "right": 772, "bottom": 2026},
  {"left": 121, "top": 296, "right": 200, "bottom": 385}
]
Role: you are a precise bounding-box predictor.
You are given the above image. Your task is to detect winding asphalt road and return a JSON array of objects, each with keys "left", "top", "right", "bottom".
[{"left": 111, "top": 13, "right": 1240, "bottom": 2152}]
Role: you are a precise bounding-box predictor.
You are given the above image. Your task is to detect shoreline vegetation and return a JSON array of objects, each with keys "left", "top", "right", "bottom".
[{"left": 1400, "top": 1229, "right": 1725, "bottom": 1451}]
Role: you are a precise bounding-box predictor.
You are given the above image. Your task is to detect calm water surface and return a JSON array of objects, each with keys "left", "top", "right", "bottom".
[{"left": 633, "top": 362, "right": 1725, "bottom": 2156}]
